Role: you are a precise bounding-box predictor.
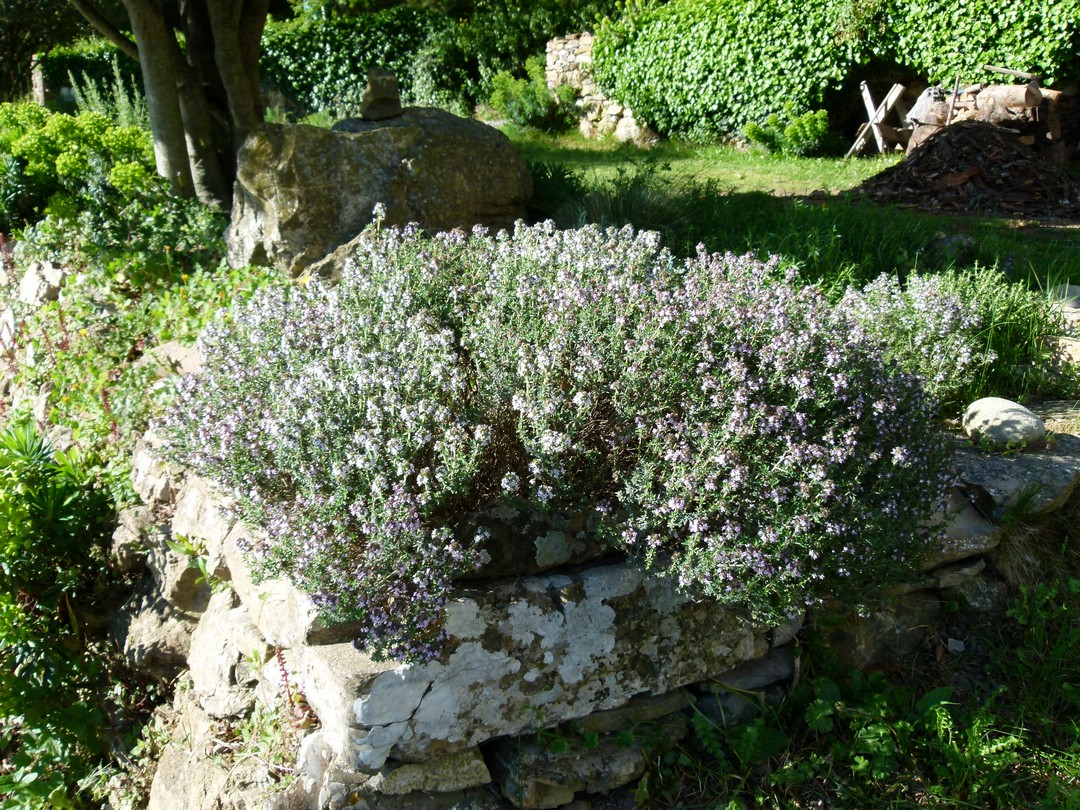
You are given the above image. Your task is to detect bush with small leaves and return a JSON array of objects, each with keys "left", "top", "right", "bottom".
[{"left": 160, "top": 222, "right": 952, "bottom": 661}]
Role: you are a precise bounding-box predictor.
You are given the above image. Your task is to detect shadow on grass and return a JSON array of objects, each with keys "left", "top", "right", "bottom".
[{"left": 526, "top": 156, "right": 1080, "bottom": 294}]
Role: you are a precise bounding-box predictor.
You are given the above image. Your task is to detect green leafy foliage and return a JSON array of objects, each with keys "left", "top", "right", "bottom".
[
  {"left": 489, "top": 56, "right": 576, "bottom": 131},
  {"left": 260, "top": 7, "right": 458, "bottom": 118},
  {"left": 888, "top": 0, "right": 1080, "bottom": 85},
  {"left": 36, "top": 38, "right": 143, "bottom": 115},
  {"left": 0, "top": 423, "right": 112, "bottom": 809},
  {"left": 445, "top": 0, "right": 618, "bottom": 98},
  {"left": 593, "top": 0, "right": 1080, "bottom": 139},
  {"left": 745, "top": 106, "right": 831, "bottom": 157},
  {"left": 263, "top": 0, "right": 620, "bottom": 114},
  {"left": 0, "top": 102, "right": 154, "bottom": 233},
  {"left": 592, "top": 0, "right": 863, "bottom": 139}
]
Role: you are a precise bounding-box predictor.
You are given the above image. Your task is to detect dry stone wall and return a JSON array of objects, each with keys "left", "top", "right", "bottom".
[
  {"left": 117, "top": 394, "right": 1080, "bottom": 810},
  {"left": 545, "top": 34, "right": 655, "bottom": 146}
]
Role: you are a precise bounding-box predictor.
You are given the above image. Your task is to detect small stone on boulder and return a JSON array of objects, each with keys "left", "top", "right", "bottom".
[{"left": 362, "top": 68, "right": 403, "bottom": 121}]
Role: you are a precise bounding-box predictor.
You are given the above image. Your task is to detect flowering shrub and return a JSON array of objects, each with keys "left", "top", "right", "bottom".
[
  {"left": 837, "top": 272, "right": 991, "bottom": 408},
  {"left": 160, "top": 222, "right": 952, "bottom": 661}
]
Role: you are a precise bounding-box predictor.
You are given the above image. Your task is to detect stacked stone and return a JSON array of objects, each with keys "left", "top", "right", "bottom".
[
  {"left": 113, "top": 351, "right": 1080, "bottom": 808},
  {"left": 121, "top": 430, "right": 798, "bottom": 809},
  {"left": 545, "top": 33, "right": 655, "bottom": 145}
]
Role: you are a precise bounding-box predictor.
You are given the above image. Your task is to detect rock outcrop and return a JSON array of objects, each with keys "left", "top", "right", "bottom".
[
  {"left": 225, "top": 111, "right": 531, "bottom": 277},
  {"left": 112, "top": 362, "right": 1080, "bottom": 810}
]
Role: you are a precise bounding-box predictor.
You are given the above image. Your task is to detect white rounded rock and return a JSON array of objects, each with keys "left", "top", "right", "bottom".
[{"left": 962, "top": 397, "right": 1045, "bottom": 449}]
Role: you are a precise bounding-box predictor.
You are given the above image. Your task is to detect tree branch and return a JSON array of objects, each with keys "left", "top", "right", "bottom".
[{"left": 67, "top": 0, "right": 140, "bottom": 61}]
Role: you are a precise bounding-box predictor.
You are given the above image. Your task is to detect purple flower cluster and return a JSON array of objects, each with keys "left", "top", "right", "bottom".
[
  {"left": 158, "top": 222, "right": 954, "bottom": 660},
  {"left": 836, "top": 272, "right": 992, "bottom": 406}
]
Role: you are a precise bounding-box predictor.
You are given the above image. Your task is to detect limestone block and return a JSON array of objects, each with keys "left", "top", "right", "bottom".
[
  {"left": 148, "top": 745, "right": 228, "bottom": 810},
  {"left": 574, "top": 691, "right": 689, "bottom": 736},
  {"left": 223, "top": 523, "right": 367, "bottom": 648},
  {"left": 368, "top": 749, "right": 491, "bottom": 795},
  {"left": 1053, "top": 336, "right": 1080, "bottom": 366},
  {"left": 133, "top": 340, "right": 204, "bottom": 379},
  {"left": 339, "top": 787, "right": 505, "bottom": 810},
  {"left": 362, "top": 69, "right": 403, "bottom": 121},
  {"left": 132, "top": 431, "right": 182, "bottom": 507},
  {"left": 695, "top": 683, "right": 785, "bottom": 730},
  {"left": 460, "top": 501, "right": 613, "bottom": 579},
  {"left": 819, "top": 592, "right": 942, "bottom": 670},
  {"left": 1050, "top": 283, "right": 1080, "bottom": 309},
  {"left": 954, "top": 431, "right": 1080, "bottom": 517},
  {"left": 297, "top": 560, "right": 768, "bottom": 771},
  {"left": 17, "top": 259, "right": 65, "bottom": 306},
  {"left": 485, "top": 719, "right": 677, "bottom": 809},
  {"left": 111, "top": 505, "right": 163, "bottom": 574},
  {"left": 963, "top": 397, "right": 1046, "bottom": 449},
  {"left": 0, "top": 306, "right": 15, "bottom": 350},
  {"left": 188, "top": 590, "right": 270, "bottom": 717},
  {"left": 930, "top": 558, "right": 985, "bottom": 589},
  {"left": 941, "top": 575, "right": 1009, "bottom": 614},
  {"left": 116, "top": 593, "right": 197, "bottom": 681},
  {"left": 919, "top": 486, "right": 1001, "bottom": 571},
  {"left": 707, "top": 647, "right": 796, "bottom": 693},
  {"left": 171, "top": 475, "right": 237, "bottom": 579}
]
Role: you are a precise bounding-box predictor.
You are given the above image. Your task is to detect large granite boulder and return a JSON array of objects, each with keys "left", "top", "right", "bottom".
[{"left": 225, "top": 110, "right": 532, "bottom": 276}]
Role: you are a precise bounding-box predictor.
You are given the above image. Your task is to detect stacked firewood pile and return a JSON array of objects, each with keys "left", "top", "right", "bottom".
[{"left": 856, "top": 120, "right": 1080, "bottom": 219}]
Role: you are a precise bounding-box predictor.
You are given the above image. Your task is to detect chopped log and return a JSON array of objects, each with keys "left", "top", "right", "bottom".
[
  {"left": 1039, "top": 87, "right": 1071, "bottom": 166},
  {"left": 976, "top": 82, "right": 1043, "bottom": 109}
]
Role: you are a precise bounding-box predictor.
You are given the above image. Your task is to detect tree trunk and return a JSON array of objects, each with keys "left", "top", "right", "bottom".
[
  {"left": 206, "top": 0, "right": 267, "bottom": 150},
  {"left": 122, "top": 0, "right": 194, "bottom": 195},
  {"left": 71, "top": 0, "right": 272, "bottom": 209}
]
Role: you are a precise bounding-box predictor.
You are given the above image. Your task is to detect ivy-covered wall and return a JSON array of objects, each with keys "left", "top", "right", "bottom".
[{"left": 592, "top": 0, "right": 1080, "bottom": 139}]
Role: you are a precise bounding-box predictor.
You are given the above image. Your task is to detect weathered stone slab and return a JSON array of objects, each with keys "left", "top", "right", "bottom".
[
  {"left": 297, "top": 561, "right": 768, "bottom": 771},
  {"left": 919, "top": 487, "right": 1001, "bottom": 571},
  {"left": 133, "top": 340, "right": 204, "bottom": 379},
  {"left": 706, "top": 647, "right": 796, "bottom": 693},
  {"left": 188, "top": 590, "right": 270, "bottom": 718},
  {"left": 930, "top": 557, "right": 985, "bottom": 589},
  {"left": 573, "top": 691, "right": 689, "bottom": 736},
  {"left": 222, "top": 523, "right": 368, "bottom": 648},
  {"left": 221, "top": 503, "right": 613, "bottom": 649},
  {"left": 457, "top": 501, "right": 613, "bottom": 580},
  {"left": 115, "top": 593, "right": 197, "bottom": 681},
  {"left": 954, "top": 431, "right": 1080, "bottom": 517},
  {"left": 368, "top": 749, "right": 491, "bottom": 795},
  {"left": 485, "top": 716, "right": 683, "bottom": 809},
  {"left": 171, "top": 475, "right": 237, "bottom": 580},
  {"left": 820, "top": 591, "right": 942, "bottom": 670},
  {"left": 132, "top": 431, "right": 183, "bottom": 507}
]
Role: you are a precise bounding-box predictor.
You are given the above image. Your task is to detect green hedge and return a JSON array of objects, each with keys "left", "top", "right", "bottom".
[
  {"left": 36, "top": 39, "right": 141, "bottom": 107},
  {"left": 592, "top": 0, "right": 1080, "bottom": 138},
  {"left": 260, "top": 7, "right": 461, "bottom": 116},
  {"left": 889, "top": 0, "right": 1080, "bottom": 85}
]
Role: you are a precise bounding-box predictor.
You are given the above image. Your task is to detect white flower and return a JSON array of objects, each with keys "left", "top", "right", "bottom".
[{"left": 500, "top": 472, "right": 520, "bottom": 494}]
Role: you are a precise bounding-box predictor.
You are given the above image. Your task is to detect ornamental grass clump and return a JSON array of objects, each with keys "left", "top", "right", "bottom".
[{"left": 160, "top": 222, "right": 952, "bottom": 662}]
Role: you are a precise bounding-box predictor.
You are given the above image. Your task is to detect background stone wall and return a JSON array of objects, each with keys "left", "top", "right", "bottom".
[{"left": 545, "top": 33, "right": 655, "bottom": 145}]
